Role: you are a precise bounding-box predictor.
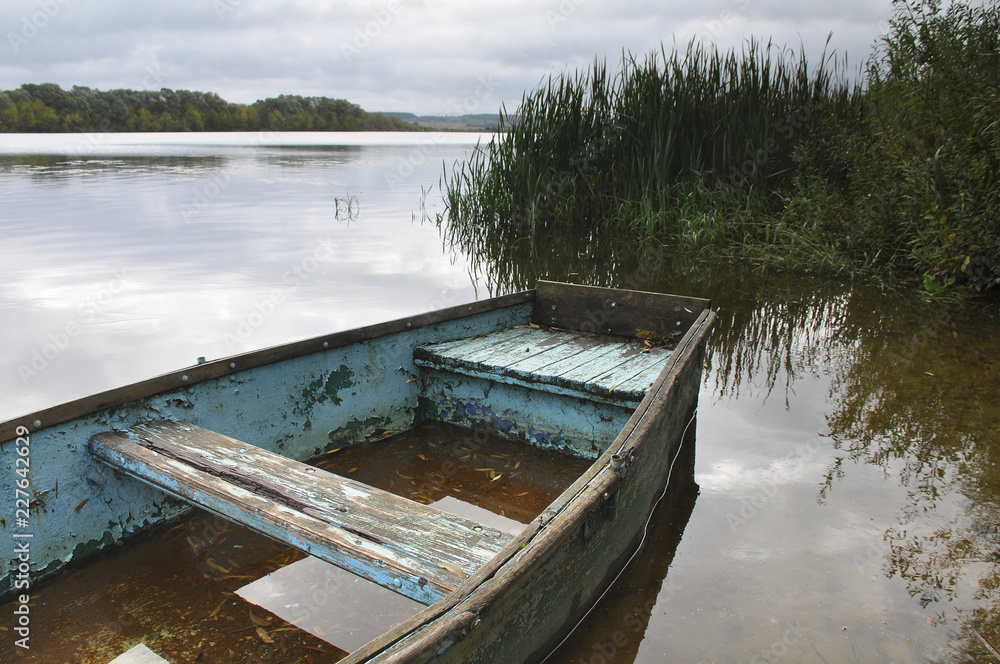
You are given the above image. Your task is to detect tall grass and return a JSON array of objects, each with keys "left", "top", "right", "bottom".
[
  {"left": 445, "top": 0, "right": 1000, "bottom": 293},
  {"left": 445, "top": 38, "right": 861, "bottom": 240}
]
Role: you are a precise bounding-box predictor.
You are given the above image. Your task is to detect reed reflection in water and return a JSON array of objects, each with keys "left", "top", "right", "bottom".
[{"left": 442, "top": 213, "right": 1000, "bottom": 663}]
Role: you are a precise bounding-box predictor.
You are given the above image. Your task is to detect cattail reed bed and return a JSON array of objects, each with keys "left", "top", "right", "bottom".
[
  {"left": 445, "top": 0, "right": 1000, "bottom": 294},
  {"left": 445, "top": 38, "right": 860, "bottom": 247}
]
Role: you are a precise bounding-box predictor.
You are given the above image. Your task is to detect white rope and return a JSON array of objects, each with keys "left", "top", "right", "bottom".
[{"left": 539, "top": 407, "right": 699, "bottom": 663}]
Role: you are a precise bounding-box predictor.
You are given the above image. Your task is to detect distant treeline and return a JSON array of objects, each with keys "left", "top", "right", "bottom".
[{"left": 0, "top": 83, "right": 422, "bottom": 132}]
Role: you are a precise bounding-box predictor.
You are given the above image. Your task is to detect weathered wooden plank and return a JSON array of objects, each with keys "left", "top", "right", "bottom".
[
  {"left": 609, "top": 350, "right": 678, "bottom": 394},
  {"left": 419, "top": 327, "right": 536, "bottom": 365},
  {"left": 588, "top": 347, "right": 674, "bottom": 394},
  {"left": 416, "top": 329, "right": 588, "bottom": 379},
  {"left": 415, "top": 326, "right": 677, "bottom": 408},
  {"left": 522, "top": 340, "right": 625, "bottom": 380},
  {"left": 460, "top": 329, "right": 580, "bottom": 369},
  {"left": 90, "top": 420, "right": 514, "bottom": 605},
  {"left": 501, "top": 332, "right": 592, "bottom": 374},
  {"left": 133, "top": 420, "right": 510, "bottom": 567},
  {"left": 531, "top": 280, "right": 711, "bottom": 340},
  {"left": 555, "top": 341, "right": 649, "bottom": 385}
]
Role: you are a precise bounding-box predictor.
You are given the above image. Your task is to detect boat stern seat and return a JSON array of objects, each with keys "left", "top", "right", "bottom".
[{"left": 413, "top": 326, "right": 672, "bottom": 409}]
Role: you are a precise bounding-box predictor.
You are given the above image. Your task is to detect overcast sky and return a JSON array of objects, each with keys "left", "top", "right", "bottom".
[{"left": 3, "top": 0, "right": 894, "bottom": 116}]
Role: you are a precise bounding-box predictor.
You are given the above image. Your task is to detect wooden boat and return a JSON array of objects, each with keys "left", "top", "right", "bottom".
[{"left": 0, "top": 281, "right": 714, "bottom": 663}]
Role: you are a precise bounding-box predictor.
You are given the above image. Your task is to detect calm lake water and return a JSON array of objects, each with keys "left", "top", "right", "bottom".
[{"left": 1, "top": 132, "right": 998, "bottom": 663}]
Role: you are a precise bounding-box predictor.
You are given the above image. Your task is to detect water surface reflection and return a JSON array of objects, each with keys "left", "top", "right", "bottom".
[
  {"left": 442, "top": 217, "right": 1000, "bottom": 662},
  {"left": 2, "top": 133, "right": 998, "bottom": 661}
]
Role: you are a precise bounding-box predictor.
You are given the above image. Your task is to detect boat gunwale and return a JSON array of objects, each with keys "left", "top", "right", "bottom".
[
  {"left": 0, "top": 290, "right": 536, "bottom": 444},
  {"left": 340, "top": 303, "right": 716, "bottom": 663}
]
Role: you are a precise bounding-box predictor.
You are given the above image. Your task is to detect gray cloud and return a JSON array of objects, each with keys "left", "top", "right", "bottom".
[{"left": 2, "top": 0, "right": 893, "bottom": 115}]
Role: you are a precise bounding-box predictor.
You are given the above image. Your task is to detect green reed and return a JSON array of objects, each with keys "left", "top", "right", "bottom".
[
  {"left": 444, "top": 37, "right": 861, "bottom": 240},
  {"left": 444, "top": 0, "right": 1000, "bottom": 293}
]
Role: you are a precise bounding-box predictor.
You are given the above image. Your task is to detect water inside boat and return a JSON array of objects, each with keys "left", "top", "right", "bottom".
[{"left": 0, "top": 423, "right": 591, "bottom": 663}]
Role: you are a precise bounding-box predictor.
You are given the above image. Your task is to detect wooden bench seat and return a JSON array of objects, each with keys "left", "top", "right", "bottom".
[
  {"left": 90, "top": 420, "right": 513, "bottom": 605},
  {"left": 414, "top": 326, "right": 673, "bottom": 408}
]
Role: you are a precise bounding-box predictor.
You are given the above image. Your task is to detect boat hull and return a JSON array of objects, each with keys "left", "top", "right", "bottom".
[
  {"left": 345, "top": 303, "right": 712, "bottom": 663},
  {"left": 0, "top": 282, "right": 714, "bottom": 664}
]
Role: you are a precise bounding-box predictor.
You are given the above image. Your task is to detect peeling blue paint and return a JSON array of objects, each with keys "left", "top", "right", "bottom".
[{"left": 300, "top": 364, "right": 356, "bottom": 411}]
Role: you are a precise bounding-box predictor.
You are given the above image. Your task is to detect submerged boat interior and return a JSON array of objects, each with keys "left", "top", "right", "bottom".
[
  {"left": 87, "top": 288, "right": 684, "bottom": 606},
  {"left": 0, "top": 281, "right": 713, "bottom": 663}
]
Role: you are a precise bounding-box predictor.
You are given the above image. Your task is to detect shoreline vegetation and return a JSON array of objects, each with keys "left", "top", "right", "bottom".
[
  {"left": 0, "top": 85, "right": 426, "bottom": 133},
  {"left": 443, "top": 0, "right": 999, "bottom": 294}
]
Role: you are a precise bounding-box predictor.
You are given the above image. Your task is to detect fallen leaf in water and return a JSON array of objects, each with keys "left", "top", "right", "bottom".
[
  {"left": 348, "top": 467, "right": 358, "bottom": 473},
  {"left": 437, "top": 562, "right": 467, "bottom": 577},
  {"left": 491, "top": 474, "right": 503, "bottom": 482},
  {"left": 256, "top": 627, "right": 274, "bottom": 644},
  {"left": 515, "top": 491, "right": 529, "bottom": 497},
  {"left": 209, "top": 601, "right": 225, "bottom": 619},
  {"left": 206, "top": 559, "right": 230, "bottom": 574},
  {"left": 514, "top": 461, "right": 521, "bottom": 469},
  {"left": 248, "top": 607, "right": 272, "bottom": 627},
  {"left": 418, "top": 454, "right": 426, "bottom": 461}
]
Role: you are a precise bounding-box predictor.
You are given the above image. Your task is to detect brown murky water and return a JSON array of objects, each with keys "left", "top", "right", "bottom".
[{"left": 0, "top": 423, "right": 591, "bottom": 663}]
